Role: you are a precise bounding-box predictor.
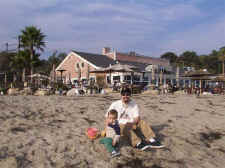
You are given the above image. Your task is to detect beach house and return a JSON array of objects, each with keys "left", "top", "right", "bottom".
[{"left": 55, "top": 47, "right": 174, "bottom": 86}]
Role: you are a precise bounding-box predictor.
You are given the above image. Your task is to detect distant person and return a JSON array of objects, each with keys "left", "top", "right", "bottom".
[
  {"left": 105, "top": 87, "right": 164, "bottom": 151},
  {"left": 100, "top": 109, "right": 120, "bottom": 157},
  {"left": 171, "top": 84, "right": 176, "bottom": 94}
]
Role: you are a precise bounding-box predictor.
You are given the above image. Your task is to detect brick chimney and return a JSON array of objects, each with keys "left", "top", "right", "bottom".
[{"left": 102, "top": 47, "right": 111, "bottom": 55}]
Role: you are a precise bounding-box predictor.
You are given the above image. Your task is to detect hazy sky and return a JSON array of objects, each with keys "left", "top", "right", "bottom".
[{"left": 1, "top": 0, "right": 225, "bottom": 59}]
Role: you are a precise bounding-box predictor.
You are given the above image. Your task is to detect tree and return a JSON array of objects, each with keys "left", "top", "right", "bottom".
[
  {"left": 10, "top": 50, "right": 41, "bottom": 82},
  {"left": 47, "top": 51, "right": 66, "bottom": 68},
  {"left": 46, "top": 51, "right": 67, "bottom": 74},
  {"left": 204, "top": 50, "right": 220, "bottom": 74},
  {"left": 57, "top": 52, "right": 67, "bottom": 62},
  {"left": 10, "top": 50, "right": 31, "bottom": 71},
  {"left": 198, "top": 55, "right": 208, "bottom": 69},
  {"left": 0, "top": 52, "right": 15, "bottom": 72},
  {"left": 160, "top": 52, "right": 178, "bottom": 64},
  {"left": 218, "top": 47, "right": 225, "bottom": 76},
  {"left": 179, "top": 51, "right": 200, "bottom": 68},
  {"left": 20, "top": 26, "right": 46, "bottom": 83},
  {"left": 0, "top": 52, "right": 16, "bottom": 86},
  {"left": 10, "top": 50, "right": 30, "bottom": 81}
]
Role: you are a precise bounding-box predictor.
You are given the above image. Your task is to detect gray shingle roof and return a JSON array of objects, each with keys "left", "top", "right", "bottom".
[{"left": 72, "top": 50, "right": 116, "bottom": 68}]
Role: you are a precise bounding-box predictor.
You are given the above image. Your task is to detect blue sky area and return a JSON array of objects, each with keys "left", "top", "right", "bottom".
[{"left": 0, "top": 0, "right": 225, "bottom": 59}]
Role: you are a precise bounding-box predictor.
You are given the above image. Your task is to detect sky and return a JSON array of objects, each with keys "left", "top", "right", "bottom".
[{"left": 0, "top": 0, "right": 225, "bottom": 59}]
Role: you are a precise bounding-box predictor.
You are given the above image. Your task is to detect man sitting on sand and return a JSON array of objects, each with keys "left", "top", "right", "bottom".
[{"left": 105, "top": 87, "right": 164, "bottom": 150}]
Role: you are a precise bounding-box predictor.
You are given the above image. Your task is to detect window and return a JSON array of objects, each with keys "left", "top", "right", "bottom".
[
  {"left": 113, "top": 76, "right": 120, "bottom": 82},
  {"left": 124, "top": 75, "right": 131, "bottom": 81},
  {"left": 81, "top": 63, "right": 84, "bottom": 68},
  {"left": 73, "top": 80, "right": 78, "bottom": 84},
  {"left": 76, "top": 63, "right": 80, "bottom": 68},
  {"left": 143, "top": 76, "right": 148, "bottom": 81},
  {"left": 107, "top": 76, "right": 111, "bottom": 84},
  {"left": 133, "top": 75, "right": 140, "bottom": 81},
  {"left": 90, "top": 77, "right": 95, "bottom": 82}
]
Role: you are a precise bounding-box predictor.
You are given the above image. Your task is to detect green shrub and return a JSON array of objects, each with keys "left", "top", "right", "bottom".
[{"left": 0, "top": 87, "right": 8, "bottom": 94}]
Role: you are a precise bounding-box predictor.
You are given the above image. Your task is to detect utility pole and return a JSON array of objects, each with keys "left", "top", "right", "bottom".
[
  {"left": 18, "top": 36, "right": 21, "bottom": 52},
  {"left": 6, "top": 43, "right": 8, "bottom": 52}
]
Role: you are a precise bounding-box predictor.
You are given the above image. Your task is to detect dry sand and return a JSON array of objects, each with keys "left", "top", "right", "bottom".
[{"left": 0, "top": 93, "right": 225, "bottom": 168}]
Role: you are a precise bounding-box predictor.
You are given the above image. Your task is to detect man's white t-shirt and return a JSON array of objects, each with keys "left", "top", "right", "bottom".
[{"left": 106, "top": 100, "right": 140, "bottom": 124}]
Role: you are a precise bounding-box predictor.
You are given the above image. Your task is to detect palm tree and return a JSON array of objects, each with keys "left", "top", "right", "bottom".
[
  {"left": 20, "top": 26, "right": 46, "bottom": 83},
  {"left": 10, "top": 50, "right": 31, "bottom": 82},
  {"left": 10, "top": 50, "right": 40, "bottom": 82},
  {"left": 218, "top": 47, "right": 225, "bottom": 76}
]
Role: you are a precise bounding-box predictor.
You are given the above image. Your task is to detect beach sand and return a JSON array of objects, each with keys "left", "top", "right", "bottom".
[{"left": 0, "top": 93, "right": 225, "bottom": 168}]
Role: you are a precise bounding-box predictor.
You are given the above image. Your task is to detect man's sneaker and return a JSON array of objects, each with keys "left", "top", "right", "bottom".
[
  {"left": 135, "top": 141, "right": 150, "bottom": 151},
  {"left": 148, "top": 140, "right": 165, "bottom": 149},
  {"left": 111, "top": 150, "right": 120, "bottom": 158}
]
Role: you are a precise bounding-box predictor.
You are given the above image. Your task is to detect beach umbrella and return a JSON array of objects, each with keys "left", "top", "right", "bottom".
[
  {"left": 77, "top": 67, "right": 81, "bottom": 82},
  {"left": 104, "top": 63, "right": 137, "bottom": 72},
  {"left": 105, "top": 63, "right": 138, "bottom": 85},
  {"left": 22, "top": 68, "right": 26, "bottom": 82},
  {"left": 52, "top": 64, "right": 56, "bottom": 82},
  {"left": 68, "top": 72, "right": 71, "bottom": 84},
  {"left": 90, "top": 63, "right": 138, "bottom": 73},
  {"left": 151, "top": 65, "right": 155, "bottom": 84},
  {"left": 182, "top": 70, "right": 212, "bottom": 77},
  {"left": 176, "top": 66, "right": 180, "bottom": 87},
  {"left": 13, "top": 72, "right": 17, "bottom": 82},
  {"left": 211, "top": 75, "right": 225, "bottom": 82},
  {"left": 57, "top": 69, "right": 66, "bottom": 83},
  {"left": 160, "top": 70, "right": 163, "bottom": 85},
  {"left": 86, "top": 65, "right": 90, "bottom": 80},
  {"left": 28, "top": 73, "right": 50, "bottom": 80},
  {"left": 182, "top": 70, "right": 213, "bottom": 89},
  {"left": 90, "top": 63, "right": 139, "bottom": 85},
  {"left": 4, "top": 72, "right": 7, "bottom": 88}
]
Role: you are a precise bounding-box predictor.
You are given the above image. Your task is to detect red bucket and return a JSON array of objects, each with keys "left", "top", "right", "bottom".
[{"left": 86, "top": 127, "right": 99, "bottom": 140}]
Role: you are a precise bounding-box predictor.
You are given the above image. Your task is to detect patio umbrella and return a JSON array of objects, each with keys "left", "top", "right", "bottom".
[
  {"left": 86, "top": 65, "right": 90, "bottom": 80},
  {"left": 107, "top": 63, "right": 139, "bottom": 85},
  {"left": 77, "top": 67, "right": 81, "bottom": 82},
  {"left": 211, "top": 75, "right": 225, "bottom": 82},
  {"left": 22, "top": 68, "right": 26, "bottom": 82},
  {"left": 182, "top": 70, "right": 212, "bottom": 77},
  {"left": 52, "top": 64, "right": 56, "bottom": 82},
  {"left": 176, "top": 66, "right": 180, "bottom": 87},
  {"left": 90, "top": 63, "right": 138, "bottom": 74},
  {"left": 90, "top": 63, "right": 139, "bottom": 85},
  {"left": 28, "top": 73, "right": 50, "bottom": 80},
  {"left": 104, "top": 63, "right": 138, "bottom": 72},
  {"left": 68, "top": 72, "right": 72, "bottom": 84},
  {"left": 28, "top": 73, "right": 50, "bottom": 88},
  {"left": 182, "top": 70, "right": 213, "bottom": 89},
  {"left": 57, "top": 69, "right": 66, "bottom": 83},
  {"left": 151, "top": 65, "right": 155, "bottom": 84},
  {"left": 160, "top": 70, "right": 163, "bottom": 85}
]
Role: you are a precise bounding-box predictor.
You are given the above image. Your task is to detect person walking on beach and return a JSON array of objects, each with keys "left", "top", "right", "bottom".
[
  {"left": 105, "top": 87, "right": 164, "bottom": 151},
  {"left": 100, "top": 109, "right": 120, "bottom": 157}
]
